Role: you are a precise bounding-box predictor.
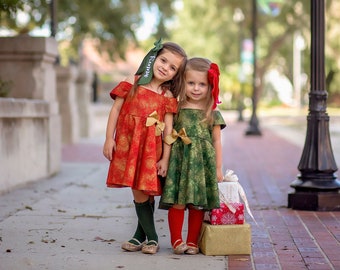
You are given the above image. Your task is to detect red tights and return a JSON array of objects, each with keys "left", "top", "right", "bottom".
[{"left": 168, "top": 207, "right": 204, "bottom": 248}]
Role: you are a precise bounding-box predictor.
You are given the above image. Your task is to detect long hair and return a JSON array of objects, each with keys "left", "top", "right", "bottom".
[
  {"left": 179, "top": 57, "right": 215, "bottom": 125},
  {"left": 129, "top": 42, "right": 187, "bottom": 98}
]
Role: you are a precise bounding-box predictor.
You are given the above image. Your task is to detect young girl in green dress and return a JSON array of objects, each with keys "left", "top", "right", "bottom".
[
  {"left": 160, "top": 57, "right": 226, "bottom": 255},
  {"left": 103, "top": 39, "right": 187, "bottom": 254}
]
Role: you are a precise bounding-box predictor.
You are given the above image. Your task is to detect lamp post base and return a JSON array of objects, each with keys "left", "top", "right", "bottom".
[
  {"left": 288, "top": 191, "right": 340, "bottom": 211},
  {"left": 245, "top": 110, "right": 262, "bottom": 136},
  {"left": 245, "top": 124, "right": 262, "bottom": 136}
]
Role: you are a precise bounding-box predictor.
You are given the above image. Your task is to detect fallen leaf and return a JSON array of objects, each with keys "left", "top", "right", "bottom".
[{"left": 94, "top": 236, "right": 116, "bottom": 242}]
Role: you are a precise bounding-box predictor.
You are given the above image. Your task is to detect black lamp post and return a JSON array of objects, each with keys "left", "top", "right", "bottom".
[
  {"left": 245, "top": 0, "right": 262, "bottom": 136},
  {"left": 50, "top": 0, "right": 57, "bottom": 37},
  {"left": 288, "top": 0, "right": 340, "bottom": 211}
]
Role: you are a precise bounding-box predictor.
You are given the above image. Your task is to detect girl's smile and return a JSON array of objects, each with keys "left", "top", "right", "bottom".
[
  {"left": 153, "top": 50, "right": 183, "bottom": 82},
  {"left": 185, "top": 70, "right": 209, "bottom": 105}
]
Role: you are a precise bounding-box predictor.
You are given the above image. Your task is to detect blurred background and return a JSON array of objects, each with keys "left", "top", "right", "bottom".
[{"left": 1, "top": 0, "right": 339, "bottom": 110}]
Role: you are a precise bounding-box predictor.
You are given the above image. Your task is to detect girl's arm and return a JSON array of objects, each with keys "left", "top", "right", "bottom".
[
  {"left": 212, "top": 125, "right": 224, "bottom": 182},
  {"left": 156, "top": 112, "right": 173, "bottom": 177},
  {"left": 103, "top": 97, "right": 124, "bottom": 160}
]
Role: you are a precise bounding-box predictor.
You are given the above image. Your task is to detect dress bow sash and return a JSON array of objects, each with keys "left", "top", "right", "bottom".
[
  {"left": 164, "top": 128, "right": 192, "bottom": 145},
  {"left": 146, "top": 111, "right": 165, "bottom": 136}
]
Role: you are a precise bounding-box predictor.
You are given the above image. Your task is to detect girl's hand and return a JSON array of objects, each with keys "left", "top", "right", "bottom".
[
  {"left": 156, "top": 159, "right": 168, "bottom": 177},
  {"left": 217, "top": 169, "right": 224, "bottom": 183},
  {"left": 103, "top": 138, "right": 116, "bottom": 161}
]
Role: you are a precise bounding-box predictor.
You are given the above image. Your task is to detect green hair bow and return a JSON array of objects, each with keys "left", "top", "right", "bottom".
[{"left": 135, "top": 38, "right": 163, "bottom": 85}]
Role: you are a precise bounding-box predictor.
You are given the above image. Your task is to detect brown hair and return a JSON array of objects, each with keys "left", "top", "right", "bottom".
[
  {"left": 179, "top": 57, "right": 215, "bottom": 125},
  {"left": 129, "top": 42, "right": 187, "bottom": 98}
]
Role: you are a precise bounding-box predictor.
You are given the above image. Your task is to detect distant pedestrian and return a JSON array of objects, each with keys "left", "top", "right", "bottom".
[
  {"left": 103, "top": 39, "right": 187, "bottom": 254},
  {"left": 160, "top": 57, "right": 226, "bottom": 255}
]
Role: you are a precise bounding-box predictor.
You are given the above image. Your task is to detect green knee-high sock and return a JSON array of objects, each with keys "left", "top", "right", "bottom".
[
  {"left": 135, "top": 200, "right": 158, "bottom": 244},
  {"left": 130, "top": 223, "right": 146, "bottom": 244},
  {"left": 130, "top": 200, "right": 155, "bottom": 244}
]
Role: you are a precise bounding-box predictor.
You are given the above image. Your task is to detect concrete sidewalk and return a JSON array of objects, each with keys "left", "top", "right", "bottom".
[{"left": 0, "top": 110, "right": 339, "bottom": 270}]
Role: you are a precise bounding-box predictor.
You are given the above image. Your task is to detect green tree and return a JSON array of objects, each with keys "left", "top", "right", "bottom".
[
  {"left": 171, "top": 0, "right": 314, "bottom": 108},
  {"left": 0, "top": 0, "right": 25, "bottom": 16},
  {"left": 169, "top": 0, "right": 340, "bottom": 105},
  {"left": 325, "top": 0, "right": 340, "bottom": 103},
  {"left": 0, "top": 0, "right": 175, "bottom": 60}
]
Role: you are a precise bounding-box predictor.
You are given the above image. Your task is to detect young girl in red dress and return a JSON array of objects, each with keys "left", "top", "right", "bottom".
[{"left": 103, "top": 39, "right": 187, "bottom": 254}]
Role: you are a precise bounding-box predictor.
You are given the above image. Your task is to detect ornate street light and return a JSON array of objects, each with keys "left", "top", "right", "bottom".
[
  {"left": 245, "top": 0, "right": 262, "bottom": 136},
  {"left": 288, "top": 0, "right": 340, "bottom": 211}
]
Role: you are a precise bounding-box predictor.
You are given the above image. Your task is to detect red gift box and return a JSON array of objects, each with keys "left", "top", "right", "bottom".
[{"left": 209, "top": 202, "right": 244, "bottom": 225}]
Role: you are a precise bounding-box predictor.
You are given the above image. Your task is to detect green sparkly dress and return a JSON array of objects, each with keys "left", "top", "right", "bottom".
[{"left": 160, "top": 108, "right": 226, "bottom": 210}]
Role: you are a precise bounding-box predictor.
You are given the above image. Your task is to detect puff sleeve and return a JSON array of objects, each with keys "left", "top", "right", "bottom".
[
  {"left": 213, "top": 110, "right": 227, "bottom": 129},
  {"left": 109, "top": 81, "right": 133, "bottom": 100},
  {"left": 164, "top": 97, "right": 178, "bottom": 114}
]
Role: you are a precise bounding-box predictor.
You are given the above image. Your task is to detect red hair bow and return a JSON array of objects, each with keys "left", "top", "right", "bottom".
[{"left": 208, "top": 63, "right": 221, "bottom": 109}]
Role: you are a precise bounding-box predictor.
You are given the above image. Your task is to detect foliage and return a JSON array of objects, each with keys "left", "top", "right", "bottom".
[
  {"left": 170, "top": 0, "right": 340, "bottom": 106},
  {"left": 0, "top": 0, "right": 23, "bottom": 15},
  {"left": 1, "top": 0, "right": 339, "bottom": 103},
  {"left": 0, "top": 0, "right": 175, "bottom": 60},
  {"left": 325, "top": 0, "right": 340, "bottom": 98},
  {"left": 0, "top": 78, "right": 13, "bottom": 97},
  {"left": 0, "top": 0, "right": 49, "bottom": 34}
]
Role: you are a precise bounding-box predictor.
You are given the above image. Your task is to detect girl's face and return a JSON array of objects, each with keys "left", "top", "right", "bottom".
[
  {"left": 153, "top": 49, "right": 183, "bottom": 82},
  {"left": 185, "top": 70, "right": 210, "bottom": 105}
]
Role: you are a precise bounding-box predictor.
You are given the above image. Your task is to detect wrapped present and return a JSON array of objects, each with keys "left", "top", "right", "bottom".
[
  {"left": 209, "top": 202, "right": 244, "bottom": 225},
  {"left": 199, "top": 222, "right": 251, "bottom": 255},
  {"left": 218, "top": 169, "right": 257, "bottom": 225},
  {"left": 218, "top": 182, "right": 240, "bottom": 203}
]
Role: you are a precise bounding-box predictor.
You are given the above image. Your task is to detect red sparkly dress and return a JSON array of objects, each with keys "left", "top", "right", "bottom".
[{"left": 106, "top": 81, "right": 178, "bottom": 195}]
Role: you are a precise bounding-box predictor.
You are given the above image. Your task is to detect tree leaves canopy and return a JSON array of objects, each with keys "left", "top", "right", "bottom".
[
  {"left": 1, "top": 0, "right": 340, "bottom": 101},
  {"left": 0, "top": 0, "right": 174, "bottom": 59},
  {"left": 170, "top": 0, "right": 340, "bottom": 101}
]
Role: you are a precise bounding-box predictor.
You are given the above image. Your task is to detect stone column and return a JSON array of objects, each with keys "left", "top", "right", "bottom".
[
  {"left": 56, "top": 65, "right": 80, "bottom": 144},
  {"left": 0, "top": 36, "right": 60, "bottom": 190},
  {"left": 0, "top": 36, "right": 57, "bottom": 101},
  {"left": 76, "top": 69, "right": 94, "bottom": 138}
]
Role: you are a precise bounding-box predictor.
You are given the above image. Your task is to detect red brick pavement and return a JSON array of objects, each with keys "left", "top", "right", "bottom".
[
  {"left": 62, "top": 142, "right": 107, "bottom": 163},
  {"left": 61, "top": 121, "right": 340, "bottom": 269},
  {"left": 223, "top": 121, "right": 340, "bottom": 270}
]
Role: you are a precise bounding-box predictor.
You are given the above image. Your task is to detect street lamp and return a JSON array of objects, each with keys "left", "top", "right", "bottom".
[
  {"left": 288, "top": 0, "right": 340, "bottom": 211},
  {"left": 245, "top": 0, "right": 262, "bottom": 136},
  {"left": 50, "top": 0, "right": 57, "bottom": 37},
  {"left": 233, "top": 8, "right": 245, "bottom": 122}
]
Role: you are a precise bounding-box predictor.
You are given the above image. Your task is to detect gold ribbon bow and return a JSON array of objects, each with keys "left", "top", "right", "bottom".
[
  {"left": 164, "top": 128, "right": 192, "bottom": 145},
  {"left": 146, "top": 111, "right": 165, "bottom": 136}
]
